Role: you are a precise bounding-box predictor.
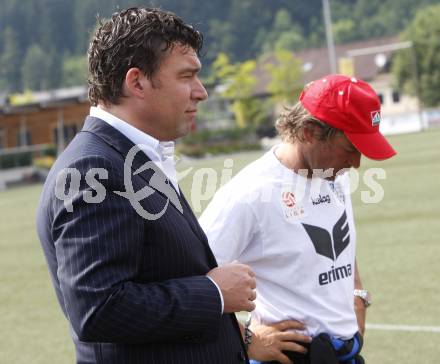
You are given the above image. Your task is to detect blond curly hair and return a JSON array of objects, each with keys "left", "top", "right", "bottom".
[{"left": 275, "top": 102, "right": 341, "bottom": 143}]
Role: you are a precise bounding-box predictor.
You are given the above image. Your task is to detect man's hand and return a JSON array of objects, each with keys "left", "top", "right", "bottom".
[
  {"left": 207, "top": 262, "right": 256, "bottom": 313},
  {"left": 248, "top": 320, "right": 312, "bottom": 364}
]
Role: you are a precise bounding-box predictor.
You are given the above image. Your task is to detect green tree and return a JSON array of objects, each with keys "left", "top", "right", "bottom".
[
  {"left": 62, "top": 55, "right": 88, "bottom": 87},
  {"left": 274, "top": 31, "right": 305, "bottom": 52},
  {"left": 332, "top": 19, "right": 357, "bottom": 44},
  {"left": 392, "top": 4, "right": 440, "bottom": 106},
  {"left": 206, "top": 19, "right": 234, "bottom": 64},
  {"left": 21, "top": 44, "right": 47, "bottom": 91},
  {"left": 212, "top": 53, "right": 265, "bottom": 128},
  {"left": 39, "top": 0, "right": 75, "bottom": 53},
  {"left": 0, "top": 27, "right": 22, "bottom": 92},
  {"left": 264, "top": 49, "right": 303, "bottom": 105},
  {"left": 272, "top": 8, "right": 293, "bottom": 33},
  {"left": 46, "top": 49, "right": 63, "bottom": 89},
  {"left": 226, "top": 0, "right": 273, "bottom": 61},
  {"left": 259, "top": 9, "right": 305, "bottom": 54}
]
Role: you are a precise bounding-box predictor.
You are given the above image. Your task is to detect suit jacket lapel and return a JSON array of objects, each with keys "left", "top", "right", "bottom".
[{"left": 82, "top": 116, "right": 183, "bottom": 214}]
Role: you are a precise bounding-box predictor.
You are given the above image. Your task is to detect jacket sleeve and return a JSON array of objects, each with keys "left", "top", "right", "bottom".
[{"left": 50, "top": 156, "right": 222, "bottom": 344}]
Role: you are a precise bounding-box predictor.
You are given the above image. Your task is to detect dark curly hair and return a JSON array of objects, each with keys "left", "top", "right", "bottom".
[{"left": 87, "top": 7, "right": 203, "bottom": 105}]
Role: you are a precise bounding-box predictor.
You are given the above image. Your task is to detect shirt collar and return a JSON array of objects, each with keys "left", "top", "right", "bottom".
[{"left": 89, "top": 106, "right": 174, "bottom": 161}]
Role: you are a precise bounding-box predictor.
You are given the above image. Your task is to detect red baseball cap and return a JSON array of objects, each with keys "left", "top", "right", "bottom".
[{"left": 299, "top": 74, "right": 396, "bottom": 160}]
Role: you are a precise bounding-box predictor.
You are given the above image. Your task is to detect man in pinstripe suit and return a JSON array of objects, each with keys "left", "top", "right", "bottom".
[{"left": 36, "top": 7, "right": 257, "bottom": 364}]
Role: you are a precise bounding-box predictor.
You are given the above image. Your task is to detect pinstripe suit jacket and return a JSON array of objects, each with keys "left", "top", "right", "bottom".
[{"left": 37, "top": 116, "right": 248, "bottom": 364}]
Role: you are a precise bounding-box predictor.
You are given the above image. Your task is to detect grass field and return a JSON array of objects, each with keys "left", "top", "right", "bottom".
[{"left": 1, "top": 128, "right": 439, "bottom": 363}]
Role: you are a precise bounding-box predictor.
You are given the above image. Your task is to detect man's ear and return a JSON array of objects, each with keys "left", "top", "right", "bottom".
[
  {"left": 302, "top": 123, "right": 318, "bottom": 143},
  {"left": 124, "top": 68, "right": 150, "bottom": 98}
]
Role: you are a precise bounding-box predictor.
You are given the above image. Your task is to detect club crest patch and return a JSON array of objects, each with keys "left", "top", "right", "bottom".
[
  {"left": 371, "top": 110, "right": 381, "bottom": 126},
  {"left": 281, "top": 189, "right": 306, "bottom": 222}
]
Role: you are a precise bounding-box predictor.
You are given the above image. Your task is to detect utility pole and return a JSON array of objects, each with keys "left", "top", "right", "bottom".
[{"left": 323, "top": 0, "right": 337, "bottom": 73}]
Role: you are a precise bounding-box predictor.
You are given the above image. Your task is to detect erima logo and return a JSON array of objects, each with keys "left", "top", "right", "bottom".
[
  {"left": 371, "top": 110, "right": 381, "bottom": 126},
  {"left": 302, "top": 211, "right": 352, "bottom": 286},
  {"left": 318, "top": 263, "right": 352, "bottom": 285}
]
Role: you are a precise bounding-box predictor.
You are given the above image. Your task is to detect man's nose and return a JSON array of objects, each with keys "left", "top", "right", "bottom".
[{"left": 192, "top": 78, "right": 208, "bottom": 101}]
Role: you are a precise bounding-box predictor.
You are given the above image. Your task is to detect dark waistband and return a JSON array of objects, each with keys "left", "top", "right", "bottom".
[{"left": 262, "top": 332, "right": 364, "bottom": 364}]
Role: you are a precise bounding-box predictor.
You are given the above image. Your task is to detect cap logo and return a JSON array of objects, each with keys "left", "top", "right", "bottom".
[{"left": 371, "top": 111, "right": 381, "bottom": 126}]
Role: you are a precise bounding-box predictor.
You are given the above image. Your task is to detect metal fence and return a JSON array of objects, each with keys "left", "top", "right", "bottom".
[{"left": 0, "top": 144, "right": 55, "bottom": 170}]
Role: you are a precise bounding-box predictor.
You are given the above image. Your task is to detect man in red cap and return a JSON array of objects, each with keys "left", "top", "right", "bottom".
[{"left": 200, "top": 74, "right": 396, "bottom": 364}]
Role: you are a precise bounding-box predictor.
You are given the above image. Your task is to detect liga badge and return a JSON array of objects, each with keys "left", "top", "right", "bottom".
[{"left": 281, "top": 186, "right": 306, "bottom": 222}]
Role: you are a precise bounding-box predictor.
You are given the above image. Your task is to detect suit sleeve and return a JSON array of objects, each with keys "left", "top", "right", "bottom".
[{"left": 50, "top": 156, "right": 222, "bottom": 344}]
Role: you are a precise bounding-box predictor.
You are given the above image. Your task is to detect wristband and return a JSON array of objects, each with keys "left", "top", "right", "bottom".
[{"left": 354, "top": 289, "right": 372, "bottom": 307}]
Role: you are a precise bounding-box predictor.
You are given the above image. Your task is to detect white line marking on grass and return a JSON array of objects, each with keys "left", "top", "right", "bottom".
[{"left": 367, "top": 323, "right": 440, "bottom": 333}]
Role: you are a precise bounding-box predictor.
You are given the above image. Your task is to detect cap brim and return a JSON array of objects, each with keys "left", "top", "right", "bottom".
[{"left": 345, "top": 131, "right": 396, "bottom": 161}]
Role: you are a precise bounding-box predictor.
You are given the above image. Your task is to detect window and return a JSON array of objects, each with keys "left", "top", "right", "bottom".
[
  {"left": 392, "top": 90, "right": 400, "bottom": 103},
  {"left": 16, "top": 129, "right": 32, "bottom": 146},
  {"left": 0, "top": 128, "right": 5, "bottom": 149},
  {"left": 377, "top": 93, "right": 384, "bottom": 104},
  {"left": 53, "top": 124, "right": 79, "bottom": 146}
]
